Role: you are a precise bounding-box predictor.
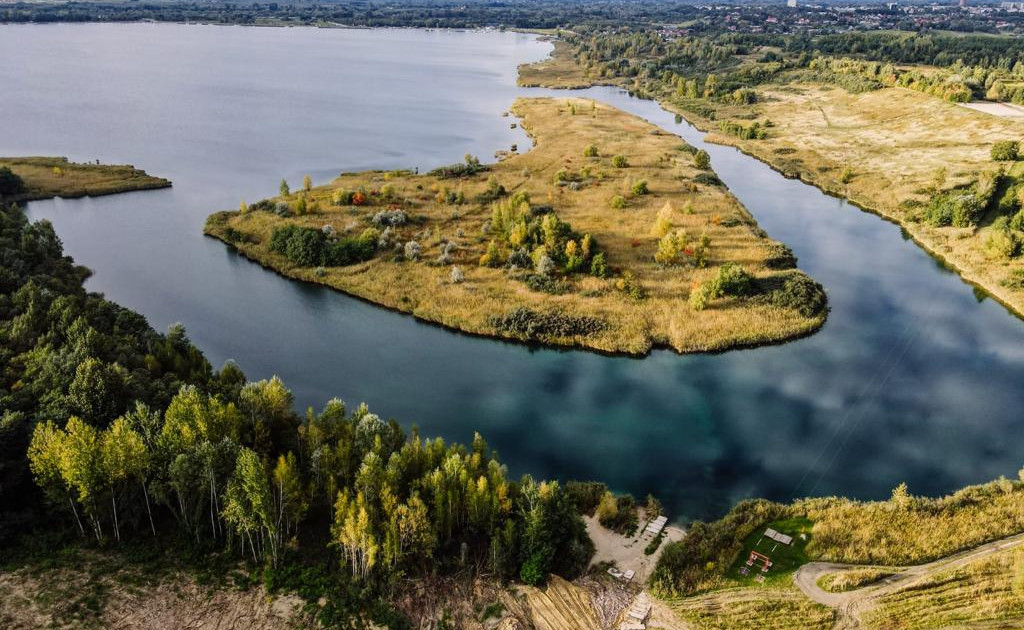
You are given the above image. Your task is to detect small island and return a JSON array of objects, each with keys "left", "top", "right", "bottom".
[
  {"left": 0, "top": 156, "right": 171, "bottom": 202},
  {"left": 206, "top": 97, "right": 826, "bottom": 354}
]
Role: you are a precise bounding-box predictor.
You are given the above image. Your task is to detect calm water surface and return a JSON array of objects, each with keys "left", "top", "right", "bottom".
[{"left": 4, "top": 23, "right": 1024, "bottom": 520}]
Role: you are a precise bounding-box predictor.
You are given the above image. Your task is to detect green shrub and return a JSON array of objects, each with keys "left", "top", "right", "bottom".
[
  {"left": 771, "top": 274, "right": 828, "bottom": 318},
  {"left": 590, "top": 252, "right": 608, "bottom": 278},
  {"left": 524, "top": 273, "right": 568, "bottom": 294},
  {"left": 631, "top": 180, "right": 649, "bottom": 196},
  {"left": 611, "top": 155, "right": 629, "bottom": 168},
  {"left": 615, "top": 271, "right": 646, "bottom": 300},
  {"left": 610, "top": 195, "right": 627, "bottom": 209},
  {"left": 565, "top": 481, "right": 608, "bottom": 515},
  {"left": 1004, "top": 268, "right": 1024, "bottom": 289},
  {"left": 718, "top": 121, "right": 767, "bottom": 140},
  {"left": 644, "top": 531, "right": 666, "bottom": 555},
  {"left": 764, "top": 242, "right": 797, "bottom": 269},
  {"left": 991, "top": 140, "right": 1019, "bottom": 162},
  {"left": 597, "top": 491, "right": 638, "bottom": 535},
  {"left": 984, "top": 217, "right": 1022, "bottom": 259},
  {"left": 269, "top": 225, "right": 376, "bottom": 267},
  {"left": 693, "top": 150, "right": 711, "bottom": 170},
  {"left": 489, "top": 307, "right": 607, "bottom": 339},
  {"left": 693, "top": 173, "right": 722, "bottom": 187},
  {"left": 927, "top": 191, "right": 984, "bottom": 228},
  {"left": 583, "top": 144, "right": 599, "bottom": 158},
  {"left": 690, "top": 263, "right": 754, "bottom": 311},
  {"left": 428, "top": 154, "right": 487, "bottom": 179}
]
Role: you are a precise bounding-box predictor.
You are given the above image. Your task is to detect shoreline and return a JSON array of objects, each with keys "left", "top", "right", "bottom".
[
  {"left": 205, "top": 96, "right": 826, "bottom": 357},
  {"left": 203, "top": 228, "right": 826, "bottom": 359},
  {"left": 671, "top": 111, "right": 1024, "bottom": 323}
]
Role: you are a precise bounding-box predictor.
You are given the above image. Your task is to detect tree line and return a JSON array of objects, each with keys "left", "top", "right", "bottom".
[{"left": 0, "top": 202, "right": 595, "bottom": 625}]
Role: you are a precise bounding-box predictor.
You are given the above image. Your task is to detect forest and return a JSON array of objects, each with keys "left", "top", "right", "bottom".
[{"left": 0, "top": 201, "right": 596, "bottom": 625}]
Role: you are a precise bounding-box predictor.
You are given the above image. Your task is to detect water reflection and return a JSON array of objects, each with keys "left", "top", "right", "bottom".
[{"left": 3, "top": 24, "right": 1023, "bottom": 521}]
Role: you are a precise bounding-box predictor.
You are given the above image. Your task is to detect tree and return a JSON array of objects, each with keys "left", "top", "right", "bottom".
[
  {"left": 61, "top": 417, "right": 106, "bottom": 541},
  {"left": 223, "top": 447, "right": 277, "bottom": 564},
  {"left": 238, "top": 377, "right": 296, "bottom": 456},
  {"left": 28, "top": 420, "right": 85, "bottom": 535},
  {"left": 279, "top": 179, "right": 290, "bottom": 196},
  {"left": 694, "top": 150, "right": 711, "bottom": 170},
  {"left": 66, "top": 358, "right": 128, "bottom": 426},
  {"left": 651, "top": 202, "right": 673, "bottom": 238},
  {"left": 239, "top": 201, "right": 248, "bottom": 214},
  {"left": 100, "top": 417, "right": 148, "bottom": 541},
  {"left": 332, "top": 490, "right": 378, "bottom": 579},
  {"left": 0, "top": 166, "right": 25, "bottom": 197},
  {"left": 303, "top": 174, "right": 313, "bottom": 192},
  {"left": 596, "top": 490, "right": 618, "bottom": 526},
  {"left": 655, "top": 231, "right": 687, "bottom": 265},
  {"left": 273, "top": 452, "right": 307, "bottom": 547}
]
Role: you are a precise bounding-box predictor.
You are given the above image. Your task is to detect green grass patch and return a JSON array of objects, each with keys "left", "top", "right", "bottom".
[{"left": 728, "top": 517, "right": 813, "bottom": 587}]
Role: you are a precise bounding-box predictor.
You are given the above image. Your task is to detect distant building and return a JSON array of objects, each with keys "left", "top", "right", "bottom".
[
  {"left": 1001, "top": 1, "right": 1024, "bottom": 10},
  {"left": 959, "top": 0, "right": 968, "bottom": 7},
  {"left": 787, "top": 0, "right": 798, "bottom": 7}
]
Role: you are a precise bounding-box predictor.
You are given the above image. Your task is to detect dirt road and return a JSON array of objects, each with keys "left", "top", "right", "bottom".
[{"left": 793, "top": 531, "right": 1024, "bottom": 628}]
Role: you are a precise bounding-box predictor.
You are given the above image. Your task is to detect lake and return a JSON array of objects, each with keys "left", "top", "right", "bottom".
[{"left": 4, "top": 23, "right": 1024, "bottom": 520}]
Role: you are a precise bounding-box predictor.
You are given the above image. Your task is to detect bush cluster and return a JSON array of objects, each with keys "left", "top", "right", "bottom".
[
  {"left": 427, "top": 154, "right": 487, "bottom": 179},
  {"left": 690, "top": 263, "right": 754, "bottom": 310},
  {"left": 596, "top": 491, "right": 639, "bottom": 535},
  {"left": 991, "top": 140, "right": 1019, "bottom": 162},
  {"left": 489, "top": 307, "right": 608, "bottom": 339},
  {"left": 771, "top": 274, "right": 828, "bottom": 318},
  {"left": 764, "top": 242, "right": 798, "bottom": 269},
  {"left": 269, "top": 224, "right": 376, "bottom": 267}
]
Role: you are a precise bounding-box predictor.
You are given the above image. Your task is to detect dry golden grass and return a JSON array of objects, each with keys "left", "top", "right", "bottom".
[
  {"left": 206, "top": 97, "right": 824, "bottom": 354},
  {"left": 864, "top": 547, "right": 1024, "bottom": 629},
  {"left": 816, "top": 568, "right": 894, "bottom": 593},
  {"left": 517, "top": 40, "right": 618, "bottom": 89},
  {"left": 667, "top": 583, "right": 834, "bottom": 630},
  {"left": 0, "top": 156, "right": 170, "bottom": 202},
  {"left": 688, "top": 83, "right": 1024, "bottom": 317},
  {"left": 799, "top": 478, "right": 1024, "bottom": 566}
]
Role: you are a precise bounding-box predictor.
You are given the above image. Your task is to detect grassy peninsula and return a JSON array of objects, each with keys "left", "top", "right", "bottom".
[
  {"left": 205, "top": 97, "right": 826, "bottom": 355},
  {"left": 532, "top": 31, "right": 1024, "bottom": 320},
  {"left": 0, "top": 156, "right": 170, "bottom": 202},
  {"left": 675, "top": 84, "right": 1024, "bottom": 319}
]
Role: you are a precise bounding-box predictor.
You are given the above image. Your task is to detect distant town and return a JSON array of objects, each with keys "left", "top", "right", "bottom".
[{"left": 5, "top": 0, "right": 1024, "bottom": 35}]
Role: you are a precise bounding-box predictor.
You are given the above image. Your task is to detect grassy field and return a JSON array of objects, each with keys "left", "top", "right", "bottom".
[
  {"left": 798, "top": 477, "right": 1024, "bottom": 566},
  {"left": 206, "top": 97, "right": 826, "bottom": 354},
  {"left": 863, "top": 546, "right": 1024, "bottom": 628},
  {"left": 816, "top": 568, "right": 893, "bottom": 593},
  {"left": 0, "top": 156, "right": 170, "bottom": 202},
  {"left": 667, "top": 583, "right": 834, "bottom": 630},
  {"left": 517, "top": 40, "right": 618, "bottom": 89},
  {"left": 676, "top": 83, "right": 1024, "bottom": 319}
]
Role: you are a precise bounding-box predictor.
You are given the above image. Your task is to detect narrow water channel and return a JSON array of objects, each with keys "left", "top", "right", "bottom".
[{"left": 5, "top": 24, "right": 1024, "bottom": 520}]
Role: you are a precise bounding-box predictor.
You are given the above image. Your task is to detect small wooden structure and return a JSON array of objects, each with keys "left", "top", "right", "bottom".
[{"left": 764, "top": 527, "right": 793, "bottom": 545}]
